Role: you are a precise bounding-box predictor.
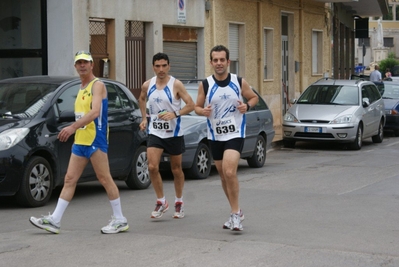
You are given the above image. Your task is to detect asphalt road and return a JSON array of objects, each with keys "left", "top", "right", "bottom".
[{"left": 1, "top": 134, "right": 399, "bottom": 267}]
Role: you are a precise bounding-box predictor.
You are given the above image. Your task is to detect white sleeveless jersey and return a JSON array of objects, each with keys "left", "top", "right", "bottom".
[
  {"left": 147, "top": 76, "right": 183, "bottom": 138},
  {"left": 205, "top": 74, "right": 246, "bottom": 141}
]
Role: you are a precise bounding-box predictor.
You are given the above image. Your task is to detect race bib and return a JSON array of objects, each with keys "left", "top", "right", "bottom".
[
  {"left": 75, "top": 112, "right": 86, "bottom": 129},
  {"left": 212, "top": 117, "right": 237, "bottom": 135},
  {"left": 151, "top": 115, "right": 171, "bottom": 131}
]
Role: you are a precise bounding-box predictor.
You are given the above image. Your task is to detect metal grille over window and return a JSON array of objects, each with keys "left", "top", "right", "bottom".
[
  {"left": 89, "top": 19, "right": 108, "bottom": 77},
  {"left": 125, "top": 21, "right": 144, "bottom": 38},
  {"left": 125, "top": 21, "right": 146, "bottom": 98}
]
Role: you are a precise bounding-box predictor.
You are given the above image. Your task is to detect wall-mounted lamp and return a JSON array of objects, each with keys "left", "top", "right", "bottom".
[
  {"left": 295, "top": 61, "right": 300, "bottom": 73},
  {"left": 205, "top": 1, "right": 211, "bottom": 11}
]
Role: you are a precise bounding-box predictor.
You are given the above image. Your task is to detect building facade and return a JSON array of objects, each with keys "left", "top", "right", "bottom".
[
  {"left": 0, "top": 0, "right": 388, "bottom": 141},
  {"left": 355, "top": 0, "right": 399, "bottom": 67}
]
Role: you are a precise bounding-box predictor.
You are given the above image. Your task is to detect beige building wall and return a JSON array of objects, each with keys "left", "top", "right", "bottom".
[{"left": 204, "top": 0, "right": 331, "bottom": 141}]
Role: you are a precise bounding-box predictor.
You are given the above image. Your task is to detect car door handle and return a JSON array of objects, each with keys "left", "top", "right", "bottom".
[
  {"left": 129, "top": 115, "right": 140, "bottom": 122},
  {"left": 45, "top": 133, "right": 59, "bottom": 138}
]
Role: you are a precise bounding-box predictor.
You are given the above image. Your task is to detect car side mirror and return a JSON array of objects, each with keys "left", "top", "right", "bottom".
[
  {"left": 290, "top": 98, "right": 297, "bottom": 104},
  {"left": 58, "top": 110, "right": 75, "bottom": 123},
  {"left": 362, "top": 98, "right": 370, "bottom": 107}
]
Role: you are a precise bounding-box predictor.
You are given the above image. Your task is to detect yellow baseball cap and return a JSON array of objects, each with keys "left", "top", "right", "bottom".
[{"left": 74, "top": 51, "right": 93, "bottom": 63}]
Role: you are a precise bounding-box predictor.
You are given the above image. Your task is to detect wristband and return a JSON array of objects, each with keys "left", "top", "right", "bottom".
[{"left": 246, "top": 103, "right": 251, "bottom": 111}]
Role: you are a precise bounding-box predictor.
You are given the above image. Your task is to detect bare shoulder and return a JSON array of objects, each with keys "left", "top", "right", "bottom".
[
  {"left": 173, "top": 78, "right": 186, "bottom": 91},
  {"left": 92, "top": 79, "right": 106, "bottom": 91},
  {"left": 141, "top": 79, "right": 151, "bottom": 91}
]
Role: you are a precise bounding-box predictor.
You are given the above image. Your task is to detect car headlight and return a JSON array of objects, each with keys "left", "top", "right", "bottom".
[
  {"left": 284, "top": 112, "right": 298, "bottom": 122},
  {"left": 0, "top": 128, "right": 30, "bottom": 151},
  {"left": 330, "top": 115, "right": 352, "bottom": 124}
]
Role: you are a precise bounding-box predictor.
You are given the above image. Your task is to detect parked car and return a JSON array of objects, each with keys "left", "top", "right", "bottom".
[
  {"left": 380, "top": 81, "right": 399, "bottom": 136},
  {"left": 158, "top": 81, "right": 275, "bottom": 179},
  {"left": 282, "top": 78, "right": 385, "bottom": 150},
  {"left": 0, "top": 76, "right": 150, "bottom": 207}
]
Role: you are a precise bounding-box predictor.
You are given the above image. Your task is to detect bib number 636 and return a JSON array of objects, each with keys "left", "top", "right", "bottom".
[{"left": 152, "top": 121, "right": 170, "bottom": 130}]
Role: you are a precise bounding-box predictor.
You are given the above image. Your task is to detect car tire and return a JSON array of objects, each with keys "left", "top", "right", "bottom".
[
  {"left": 394, "top": 129, "right": 399, "bottom": 137},
  {"left": 125, "top": 145, "right": 151, "bottom": 189},
  {"left": 15, "top": 156, "right": 53, "bottom": 207},
  {"left": 371, "top": 120, "right": 384, "bottom": 143},
  {"left": 283, "top": 139, "right": 295, "bottom": 148},
  {"left": 185, "top": 142, "right": 212, "bottom": 179},
  {"left": 349, "top": 124, "right": 363, "bottom": 150},
  {"left": 247, "top": 135, "right": 267, "bottom": 168}
]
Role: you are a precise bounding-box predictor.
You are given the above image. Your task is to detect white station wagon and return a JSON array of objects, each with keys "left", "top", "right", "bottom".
[{"left": 282, "top": 79, "right": 385, "bottom": 150}]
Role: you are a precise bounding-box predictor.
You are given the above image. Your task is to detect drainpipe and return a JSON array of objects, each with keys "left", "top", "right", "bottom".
[
  {"left": 299, "top": 0, "right": 304, "bottom": 93},
  {"left": 258, "top": 1, "right": 262, "bottom": 91},
  {"left": 212, "top": 0, "right": 216, "bottom": 46}
]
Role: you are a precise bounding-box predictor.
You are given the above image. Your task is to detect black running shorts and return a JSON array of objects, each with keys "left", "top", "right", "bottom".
[
  {"left": 147, "top": 134, "right": 185, "bottom": 155},
  {"left": 209, "top": 138, "right": 244, "bottom": 160}
]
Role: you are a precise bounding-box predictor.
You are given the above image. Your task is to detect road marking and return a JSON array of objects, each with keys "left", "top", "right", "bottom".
[{"left": 386, "top": 140, "right": 399, "bottom": 147}]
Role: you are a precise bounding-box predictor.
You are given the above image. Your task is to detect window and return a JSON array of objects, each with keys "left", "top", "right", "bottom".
[
  {"left": 357, "top": 38, "right": 370, "bottom": 47},
  {"left": 105, "top": 82, "right": 133, "bottom": 110},
  {"left": 312, "top": 30, "right": 323, "bottom": 74},
  {"left": 384, "top": 37, "right": 394, "bottom": 47},
  {"left": 383, "top": 5, "right": 393, "bottom": 20},
  {"left": 263, "top": 28, "right": 273, "bottom": 80},
  {"left": 229, "top": 23, "right": 244, "bottom": 75},
  {"left": 57, "top": 84, "right": 80, "bottom": 115}
]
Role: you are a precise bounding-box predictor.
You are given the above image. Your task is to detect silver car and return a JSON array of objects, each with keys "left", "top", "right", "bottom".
[
  {"left": 282, "top": 79, "right": 385, "bottom": 150},
  {"left": 159, "top": 81, "right": 275, "bottom": 179}
]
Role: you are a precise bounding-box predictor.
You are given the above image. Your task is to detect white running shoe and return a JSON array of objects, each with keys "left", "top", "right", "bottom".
[
  {"left": 173, "top": 201, "right": 185, "bottom": 219},
  {"left": 101, "top": 216, "right": 129, "bottom": 234},
  {"left": 29, "top": 214, "right": 60, "bottom": 234},
  {"left": 151, "top": 200, "right": 169, "bottom": 218},
  {"left": 231, "top": 213, "right": 244, "bottom": 231},
  {"left": 223, "top": 209, "right": 244, "bottom": 229}
]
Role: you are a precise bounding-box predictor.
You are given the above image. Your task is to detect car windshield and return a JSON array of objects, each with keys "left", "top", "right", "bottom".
[
  {"left": 382, "top": 83, "right": 399, "bottom": 99},
  {"left": 0, "top": 83, "right": 57, "bottom": 118},
  {"left": 297, "top": 85, "right": 359, "bottom": 105}
]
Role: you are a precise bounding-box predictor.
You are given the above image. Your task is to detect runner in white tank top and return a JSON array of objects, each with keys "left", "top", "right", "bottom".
[
  {"left": 194, "top": 45, "right": 259, "bottom": 232},
  {"left": 205, "top": 73, "right": 245, "bottom": 141},
  {"left": 138, "top": 53, "right": 195, "bottom": 220},
  {"left": 147, "top": 76, "right": 183, "bottom": 138}
]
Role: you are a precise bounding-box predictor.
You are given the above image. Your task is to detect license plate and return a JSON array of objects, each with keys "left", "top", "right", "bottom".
[{"left": 305, "top": 127, "right": 322, "bottom": 133}]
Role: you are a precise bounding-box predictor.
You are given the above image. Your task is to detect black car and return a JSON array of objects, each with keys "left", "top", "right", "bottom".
[
  {"left": 0, "top": 76, "right": 149, "bottom": 207},
  {"left": 381, "top": 81, "right": 399, "bottom": 136}
]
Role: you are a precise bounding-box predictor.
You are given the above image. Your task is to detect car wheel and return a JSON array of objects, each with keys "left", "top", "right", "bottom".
[
  {"left": 247, "top": 135, "right": 266, "bottom": 168},
  {"left": 394, "top": 129, "right": 399, "bottom": 137},
  {"left": 186, "top": 142, "right": 212, "bottom": 179},
  {"left": 283, "top": 139, "right": 295, "bottom": 148},
  {"left": 15, "top": 156, "right": 53, "bottom": 207},
  {"left": 125, "top": 145, "right": 151, "bottom": 189},
  {"left": 371, "top": 120, "right": 384, "bottom": 143},
  {"left": 349, "top": 124, "right": 363, "bottom": 150}
]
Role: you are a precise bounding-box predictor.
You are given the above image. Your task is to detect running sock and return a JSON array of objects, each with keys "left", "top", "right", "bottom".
[
  {"left": 157, "top": 196, "right": 166, "bottom": 205},
  {"left": 51, "top": 198, "right": 69, "bottom": 224},
  {"left": 110, "top": 197, "right": 124, "bottom": 220},
  {"left": 175, "top": 196, "right": 183, "bottom": 203}
]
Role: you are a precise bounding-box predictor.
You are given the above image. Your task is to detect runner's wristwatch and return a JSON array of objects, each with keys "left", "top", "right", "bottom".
[
  {"left": 246, "top": 103, "right": 251, "bottom": 111},
  {"left": 174, "top": 110, "right": 180, "bottom": 117}
]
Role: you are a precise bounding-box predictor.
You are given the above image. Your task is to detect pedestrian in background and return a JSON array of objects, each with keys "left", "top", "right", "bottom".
[{"left": 370, "top": 65, "right": 382, "bottom": 82}]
